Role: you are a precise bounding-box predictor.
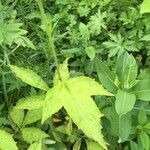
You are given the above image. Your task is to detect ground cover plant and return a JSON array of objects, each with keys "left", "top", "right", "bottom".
[{"left": 0, "top": 0, "right": 150, "bottom": 149}]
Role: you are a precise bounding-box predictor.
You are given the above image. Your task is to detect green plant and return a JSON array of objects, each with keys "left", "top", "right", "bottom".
[{"left": 0, "top": 0, "right": 150, "bottom": 149}]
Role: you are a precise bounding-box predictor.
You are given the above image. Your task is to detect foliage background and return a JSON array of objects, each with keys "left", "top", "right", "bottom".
[{"left": 0, "top": 0, "right": 150, "bottom": 150}]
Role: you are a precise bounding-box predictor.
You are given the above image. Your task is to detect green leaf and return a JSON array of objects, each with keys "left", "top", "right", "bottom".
[
  {"left": 110, "top": 107, "right": 132, "bottom": 143},
  {"left": 117, "top": 52, "right": 138, "bottom": 89},
  {"left": 28, "top": 141, "right": 42, "bottom": 150},
  {"left": 144, "top": 123, "right": 150, "bottom": 129},
  {"left": 79, "top": 22, "right": 90, "bottom": 41},
  {"left": 10, "top": 108, "right": 24, "bottom": 128},
  {"left": 0, "top": 129, "right": 18, "bottom": 150},
  {"left": 15, "top": 95, "right": 45, "bottom": 110},
  {"left": 139, "top": 131, "right": 149, "bottom": 150},
  {"left": 17, "top": 37, "right": 36, "bottom": 50},
  {"left": 130, "top": 141, "right": 138, "bottom": 150},
  {"left": 138, "top": 109, "right": 147, "bottom": 125},
  {"left": 88, "top": 10, "right": 106, "bottom": 36},
  {"left": 10, "top": 65, "right": 49, "bottom": 91},
  {"left": 140, "top": 0, "right": 150, "bottom": 14},
  {"left": 85, "top": 46, "right": 95, "bottom": 61},
  {"left": 115, "top": 89, "right": 136, "bottom": 115},
  {"left": 64, "top": 94, "right": 106, "bottom": 148},
  {"left": 95, "top": 58, "right": 117, "bottom": 93},
  {"left": 22, "top": 127, "right": 49, "bottom": 144},
  {"left": 140, "top": 34, "right": 150, "bottom": 41},
  {"left": 23, "top": 109, "right": 42, "bottom": 126},
  {"left": 73, "top": 139, "right": 81, "bottom": 150},
  {"left": 42, "top": 75, "right": 112, "bottom": 149},
  {"left": 130, "top": 80, "right": 150, "bottom": 101},
  {"left": 53, "top": 59, "right": 69, "bottom": 85},
  {"left": 42, "top": 85, "right": 64, "bottom": 123},
  {"left": 67, "top": 76, "right": 113, "bottom": 96},
  {"left": 86, "top": 141, "right": 103, "bottom": 150}
]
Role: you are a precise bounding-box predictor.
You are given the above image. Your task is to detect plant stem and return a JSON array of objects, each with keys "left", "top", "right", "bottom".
[{"left": 36, "top": 0, "right": 62, "bottom": 80}]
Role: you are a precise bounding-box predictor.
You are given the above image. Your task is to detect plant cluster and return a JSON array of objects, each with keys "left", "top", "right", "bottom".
[{"left": 0, "top": 0, "right": 150, "bottom": 150}]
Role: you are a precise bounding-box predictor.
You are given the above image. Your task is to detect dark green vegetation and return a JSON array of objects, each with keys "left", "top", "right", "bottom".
[{"left": 0, "top": 0, "right": 150, "bottom": 149}]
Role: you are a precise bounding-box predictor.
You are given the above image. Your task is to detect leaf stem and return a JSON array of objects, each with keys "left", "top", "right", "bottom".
[{"left": 36, "top": 0, "right": 62, "bottom": 81}]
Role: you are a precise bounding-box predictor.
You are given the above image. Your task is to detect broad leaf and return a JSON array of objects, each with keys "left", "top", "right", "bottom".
[
  {"left": 117, "top": 52, "right": 137, "bottom": 89},
  {"left": 22, "top": 127, "right": 49, "bottom": 144},
  {"left": 10, "top": 108, "right": 24, "bottom": 128},
  {"left": 67, "top": 76, "right": 113, "bottom": 96},
  {"left": 115, "top": 89, "right": 136, "bottom": 116},
  {"left": 16, "top": 95, "right": 45, "bottom": 110},
  {"left": 10, "top": 65, "right": 49, "bottom": 91},
  {"left": 139, "top": 131, "right": 149, "bottom": 150},
  {"left": 138, "top": 109, "right": 147, "bottom": 125},
  {"left": 95, "top": 58, "right": 117, "bottom": 93},
  {"left": 130, "top": 80, "right": 150, "bottom": 101},
  {"left": 23, "top": 109, "right": 42, "bottom": 126},
  {"left": 140, "top": 0, "right": 150, "bottom": 14},
  {"left": 85, "top": 46, "right": 95, "bottom": 61},
  {"left": 64, "top": 94, "right": 106, "bottom": 149},
  {"left": 130, "top": 141, "right": 138, "bottom": 150},
  {"left": 0, "top": 129, "right": 18, "bottom": 150},
  {"left": 110, "top": 107, "right": 132, "bottom": 143},
  {"left": 42, "top": 76, "right": 112, "bottom": 149},
  {"left": 28, "top": 141, "right": 42, "bottom": 150},
  {"left": 86, "top": 141, "right": 103, "bottom": 150},
  {"left": 53, "top": 59, "right": 69, "bottom": 85},
  {"left": 42, "top": 85, "right": 65, "bottom": 123}
]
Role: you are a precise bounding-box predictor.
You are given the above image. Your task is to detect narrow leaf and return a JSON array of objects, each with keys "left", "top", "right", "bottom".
[
  {"left": 115, "top": 89, "right": 136, "bottom": 115},
  {"left": 10, "top": 65, "right": 49, "bottom": 91},
  {"left": 73, "top": 139, "right": 82, "bottom": 150}
]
